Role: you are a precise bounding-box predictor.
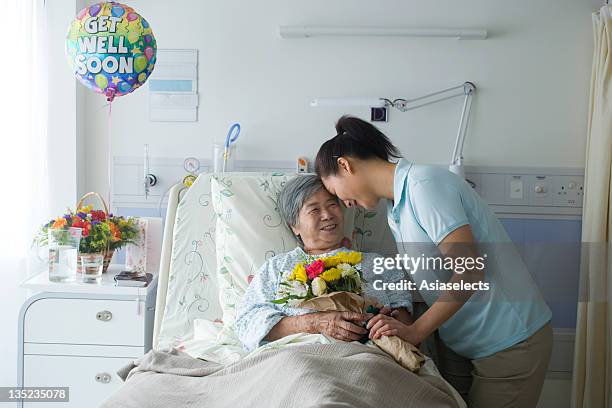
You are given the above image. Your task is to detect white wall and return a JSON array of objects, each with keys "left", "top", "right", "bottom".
[{"left": 80, "top": 0, "right": 596, "bottom": 198}]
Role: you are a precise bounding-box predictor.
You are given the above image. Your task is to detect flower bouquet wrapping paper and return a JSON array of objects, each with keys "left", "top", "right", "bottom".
[{"left": 301, "top": 292, "right": 425, "bottom": 372}]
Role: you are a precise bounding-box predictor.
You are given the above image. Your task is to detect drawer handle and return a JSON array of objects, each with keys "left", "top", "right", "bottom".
[
  {"left": 96, "top": 310, "right": 113, "bottom": 322},
  {"left": 95, "top": 373, "right": 112, "bottom": 384}
]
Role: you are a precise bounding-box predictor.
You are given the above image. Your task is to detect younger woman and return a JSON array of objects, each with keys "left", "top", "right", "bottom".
[{"left": 315, "top": 115, "right": 552, "bottom": 408}]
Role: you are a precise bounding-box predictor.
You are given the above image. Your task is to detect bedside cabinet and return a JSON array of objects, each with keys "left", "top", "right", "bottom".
[{"left": 17, "top": 266, "right": 158, "bottom": 407}]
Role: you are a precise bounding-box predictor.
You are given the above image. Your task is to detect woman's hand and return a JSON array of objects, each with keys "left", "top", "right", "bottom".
[
  {"left": 309, "top": 311, "right": 370, "bottom": 342},
  {"left": 377, "top": 306, "right": 414, "bottom": 326},
  {"left": 366, "top": 314, "right": 424, "bottom": 346}
]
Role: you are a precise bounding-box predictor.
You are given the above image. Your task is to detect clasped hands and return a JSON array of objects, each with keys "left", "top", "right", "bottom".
[{"left": 308, "top": 305, "right": 424, "bottom": 346}]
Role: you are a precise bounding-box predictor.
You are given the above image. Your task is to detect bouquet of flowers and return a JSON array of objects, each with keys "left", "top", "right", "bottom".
[
  {"left": 33, "top": 200, "right": 140, "bottom": 273},
  {"left": 34, "top": 205, "right": 139, "bottom": 253},
  {"left": 34, "top": 206, "right": 109, "bottom": 252},
  {"left": 273, "top": 250, "right": 426, "bottom": 373},
  {"left": 273, "top": 251, "right": 365, "bottom": 307}
]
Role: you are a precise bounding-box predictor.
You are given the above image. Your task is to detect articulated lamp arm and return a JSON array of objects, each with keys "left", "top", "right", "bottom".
[
  {"left": 310, "top": 81, "right": 477, "bottom": 179},
  {"left": 391, "top": 82, "right": 476, "bottom": 178}
]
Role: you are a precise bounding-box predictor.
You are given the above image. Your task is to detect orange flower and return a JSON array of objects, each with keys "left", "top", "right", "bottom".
[
  {"left": 108, "top": 222, "right": 122, "bottom": 241},
  {"left": 52, "top": 218, "right": 67, "bottom": 229}
]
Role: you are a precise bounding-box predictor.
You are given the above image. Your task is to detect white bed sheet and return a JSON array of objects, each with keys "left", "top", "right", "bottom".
[{"left": 176, "top": 321, "right": 466, "bottom": 408}]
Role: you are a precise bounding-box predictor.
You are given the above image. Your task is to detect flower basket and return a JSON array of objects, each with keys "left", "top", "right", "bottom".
[
  {"left": 77, "top": 249, "right": 114, "bottom": 274},
  {"left": 33, "top": 192, "right": 141, "bottom": 275},
  {"left": 75, "top": 192, "right": 113, "bottom": 273}
]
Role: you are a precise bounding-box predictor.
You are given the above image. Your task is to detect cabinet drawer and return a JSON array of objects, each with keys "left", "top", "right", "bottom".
[
  {"left": 24, "top": 298, "right": 144, "bottom": 346},
  {"left": 23, "top": 354, "right": 131, "bottom": 408}
]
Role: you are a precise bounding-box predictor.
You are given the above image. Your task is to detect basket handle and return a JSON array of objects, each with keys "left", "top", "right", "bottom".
[{"left": 77, "top": 192, "right": 110, "bottom": 214}]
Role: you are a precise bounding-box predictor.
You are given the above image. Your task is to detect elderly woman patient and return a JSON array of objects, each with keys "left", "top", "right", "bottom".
[{"left": 234, "top": 175, "right": 411, "bottom": 351}]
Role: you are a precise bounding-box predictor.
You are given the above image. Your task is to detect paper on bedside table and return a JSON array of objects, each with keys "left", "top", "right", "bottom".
[{"left": 125, "top": 217, "right": 162, "bottom": 274}]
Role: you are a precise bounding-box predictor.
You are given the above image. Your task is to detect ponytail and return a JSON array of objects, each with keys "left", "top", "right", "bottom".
[{"left": 315, "top": 115, "right": 401, "bottom": 177}]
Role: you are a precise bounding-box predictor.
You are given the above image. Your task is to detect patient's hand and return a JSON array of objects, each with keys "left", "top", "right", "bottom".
[
  {"left": 309, "top": 311, "right": 370, "bottom": 342},
  {"left": 265, "top": 311, "right": 370, "bottom": 344}
]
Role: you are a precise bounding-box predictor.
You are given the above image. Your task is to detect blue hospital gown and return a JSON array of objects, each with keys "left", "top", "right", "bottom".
[{"left": 234, "top": 246, "right": 411, "bottom": 351}]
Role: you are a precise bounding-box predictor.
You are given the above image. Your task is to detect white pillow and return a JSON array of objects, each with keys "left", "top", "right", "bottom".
[
  {"left": 211, "top": 172, "right": 356, "bottom": 325},
  {"left": 211, "top": 173, "right": 299, "bottom": 325}
]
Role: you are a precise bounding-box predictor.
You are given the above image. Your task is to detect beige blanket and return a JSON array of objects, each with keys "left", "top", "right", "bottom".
[
  {"left": 300, "top": 292, "right": 426, "bottom": 372},
  {"left": 101, "top": 342, "right": 460, "bottom": 408}
]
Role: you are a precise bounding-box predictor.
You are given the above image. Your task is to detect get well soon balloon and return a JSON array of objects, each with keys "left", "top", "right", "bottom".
[{"left": 65, "top": 2, "right": 157, "bottom": 101}]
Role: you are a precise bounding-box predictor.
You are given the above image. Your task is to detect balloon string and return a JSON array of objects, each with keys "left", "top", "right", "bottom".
[{"left": 107, "top": 100, "right": 113, "bottom": 214}]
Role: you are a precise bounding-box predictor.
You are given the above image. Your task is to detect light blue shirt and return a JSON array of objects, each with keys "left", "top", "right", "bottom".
[
  {"left": 234, "top": 247, "right": 411, "bottom": 352},
  {"left": 387, "top": 159, "right": 552, "bottom": 359}
]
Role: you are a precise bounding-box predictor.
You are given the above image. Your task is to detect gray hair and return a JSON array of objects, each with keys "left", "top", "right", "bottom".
[{"left": 278, "top": 175, "right": 326, "bottom": 231}]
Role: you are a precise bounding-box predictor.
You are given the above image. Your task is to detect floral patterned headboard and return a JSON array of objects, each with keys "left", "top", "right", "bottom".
[
  {"left": 352, "top": 203, "right": 398, "bottom": 256},
  {"left": 155, "top": 174, "right": 223, "bottom": 350}
]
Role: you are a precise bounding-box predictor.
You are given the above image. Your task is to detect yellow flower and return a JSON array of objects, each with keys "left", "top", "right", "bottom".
[
  {"left": 347, "top": 251, "right": 362, "bottom": 265},
  {"left": 323, "top": 255, "right": 341, "bottom": 268},
  {"left": 323, "top": 252, "right": 362, "bottom": 268},
  {"left": 335, "top": 251, "right": 362, "bottom": 265},
  {"left": 290, "top": 263, "right": 308, "bottom": 283},
  {"left": 78, "top": 205, "right": 93, "bottom": 213},
  {"left": 320, "top": 267, "right": 341, "bottom": 282}
]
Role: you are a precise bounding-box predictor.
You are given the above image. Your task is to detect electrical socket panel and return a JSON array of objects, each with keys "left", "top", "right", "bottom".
[
  {"left": 552, "top": 176, "right": 584, "bottom": 207},
  {"left": 466, "top": 170, "right": 584, "bottom": 210}
]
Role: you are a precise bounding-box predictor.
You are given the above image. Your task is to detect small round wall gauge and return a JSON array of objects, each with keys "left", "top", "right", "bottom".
[{"left": 183, "top": 157, "right": 200, "bottom": 173}]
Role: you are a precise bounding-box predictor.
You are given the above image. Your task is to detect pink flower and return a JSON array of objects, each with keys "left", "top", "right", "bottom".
[{"left": 306, "top": 259, "right": 325, "bottom": 279}]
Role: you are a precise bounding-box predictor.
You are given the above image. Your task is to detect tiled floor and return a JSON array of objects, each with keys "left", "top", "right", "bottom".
[{"left": 538, "top": 379, "right": 572, "bottom": 408}]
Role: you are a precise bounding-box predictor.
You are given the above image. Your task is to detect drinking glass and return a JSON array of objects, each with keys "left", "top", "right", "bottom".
[{"left": 48, "top": 227, "right": 82, "bottom": 282}]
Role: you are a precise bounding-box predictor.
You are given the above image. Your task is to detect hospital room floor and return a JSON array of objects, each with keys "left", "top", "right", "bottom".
[{"left": 538, "top": 379, "right": 572, "bottom": 408}]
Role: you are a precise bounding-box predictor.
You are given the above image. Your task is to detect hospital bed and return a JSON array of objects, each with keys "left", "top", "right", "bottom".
[{"left": 101, "top": 172, "right": 465, "bottom": 408}]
